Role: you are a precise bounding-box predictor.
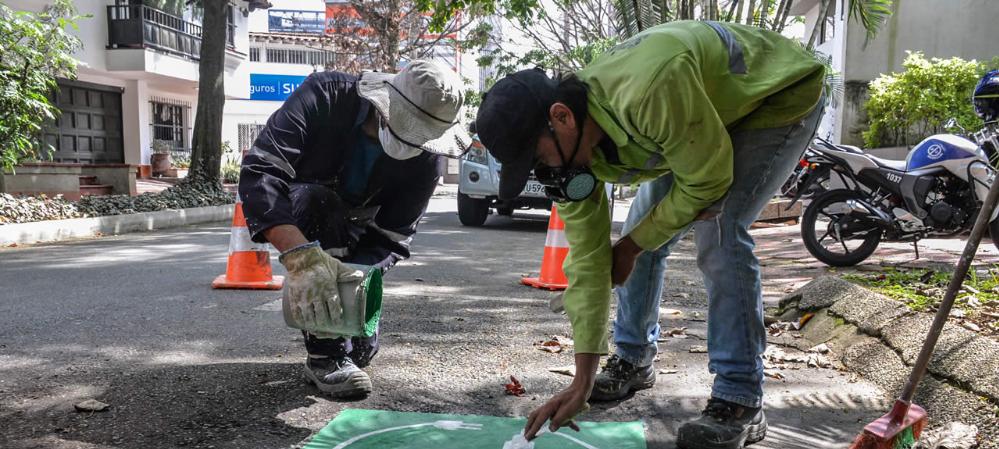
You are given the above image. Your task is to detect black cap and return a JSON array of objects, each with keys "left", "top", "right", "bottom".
[{"left": 475, "top": 68, "right": 557, "bottom": 200}]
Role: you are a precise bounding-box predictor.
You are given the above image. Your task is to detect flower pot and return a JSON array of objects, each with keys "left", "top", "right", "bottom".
[{"left": 151, "top": 153, "right": 171, "bottom": 177}]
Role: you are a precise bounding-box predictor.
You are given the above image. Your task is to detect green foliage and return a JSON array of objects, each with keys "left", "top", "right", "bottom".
[
  {"left": 415, "top": 0, "right": 539, "bottom": 32},
  {"left": 863, "top": 52, "right": 996, "bottom": 148},
  {"left": 0, "top": 0, "right": 86, "bottom": 173},
  {"left": 220, "top": 141, "right": 241, "bottom": 184},
  {"left": 843, "top": 266, "right": 999, "bottom": 314},
  {"left": 847, "top": 0, "right": 893, "bottom": 46}
]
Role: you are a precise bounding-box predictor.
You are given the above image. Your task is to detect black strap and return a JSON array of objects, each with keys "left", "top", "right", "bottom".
[{"left": 384, "top": 81, "right": 458, "bottom": 125}]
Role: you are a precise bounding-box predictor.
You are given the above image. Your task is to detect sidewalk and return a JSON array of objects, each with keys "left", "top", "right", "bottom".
[{"left": 753, "top": 223, "right": 999, "bottom": 304}]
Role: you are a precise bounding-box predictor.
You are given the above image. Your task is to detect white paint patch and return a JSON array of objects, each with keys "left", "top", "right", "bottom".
[{"left": 253, "top": 299, "right": 283, "bottom": 312}]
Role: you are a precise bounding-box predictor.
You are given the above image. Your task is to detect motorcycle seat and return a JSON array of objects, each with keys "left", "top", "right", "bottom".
[
  {"left": 869, "top": 155, "right": 907, "bottom": 171},
  {"left": 833, "top": 144, "right": 866, "bottom": 154}
]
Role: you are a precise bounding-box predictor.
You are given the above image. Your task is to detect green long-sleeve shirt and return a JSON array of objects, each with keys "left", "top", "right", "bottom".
[{"left": 562, "top": 21, "right": 825, "bottom": 354}]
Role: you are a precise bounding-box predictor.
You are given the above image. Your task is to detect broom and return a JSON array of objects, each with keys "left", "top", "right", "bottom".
[{"left": 849, "top": 171, "right": 999, "bottom": 449}]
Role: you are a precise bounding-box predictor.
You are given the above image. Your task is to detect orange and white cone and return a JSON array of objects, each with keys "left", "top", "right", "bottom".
[
  {"left": 212, "top": 202, "right": 284, "bottom": 290},
  {"left": 522, "top": 206, "right": 569, "bottom": 291}
]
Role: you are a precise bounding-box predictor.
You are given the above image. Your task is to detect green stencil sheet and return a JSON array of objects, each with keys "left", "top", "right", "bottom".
[{"left": 303, "top": 408, "right": 646, "bottom": 449}]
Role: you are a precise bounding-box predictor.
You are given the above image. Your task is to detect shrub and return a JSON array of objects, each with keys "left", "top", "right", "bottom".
[
  {"left": 220, "top": 141, "right": 241, "bottom": 184},
  {"left": 863, "top": 52, "right": 997, "bottom": 148},
  {"left": 0, "top": 177, "right": 233, "bottom": 224},
  {"left": 0, "top": 0, "right": 84, "bottom": 173}
]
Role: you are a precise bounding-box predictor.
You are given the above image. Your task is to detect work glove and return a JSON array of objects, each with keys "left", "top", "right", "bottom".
[{"left": 279, "top": 242, "right": 364, "bottom": 335}]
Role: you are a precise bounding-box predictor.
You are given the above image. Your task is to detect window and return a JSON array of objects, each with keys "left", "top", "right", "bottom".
[
  {"left": 249, "top": 47, "right": 260, "bottom": 62},
  {"left": 264, "top": 47, "right": 335, "bottom": 66},
  {"left": 238, "top": 123, "right": 267, "bottom": 152},
  {"left": 150, "top": 101, "right": 186, "bottom": 149}
]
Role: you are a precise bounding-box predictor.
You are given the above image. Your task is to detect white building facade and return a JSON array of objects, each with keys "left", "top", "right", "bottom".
[{"left": 4, "top": 0, "right": 252, "bottom": 197}]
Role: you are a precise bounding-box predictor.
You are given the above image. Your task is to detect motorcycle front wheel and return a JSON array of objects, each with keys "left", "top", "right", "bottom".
[{"left": 801, "top": 189, "right": 883, "bottom": 266}]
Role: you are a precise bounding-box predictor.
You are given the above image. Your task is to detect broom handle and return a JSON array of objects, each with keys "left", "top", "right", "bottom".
[{"left": 899, "top": 170, "right": 999, "bottom": 403}]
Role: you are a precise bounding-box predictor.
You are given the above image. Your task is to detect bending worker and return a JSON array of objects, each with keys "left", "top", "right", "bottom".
[
  {"left": 239, "top": 60, "right": 469, "bottom": 398},
  {"left": 475, "top": 21, "right": 825, "bottom": 449}
]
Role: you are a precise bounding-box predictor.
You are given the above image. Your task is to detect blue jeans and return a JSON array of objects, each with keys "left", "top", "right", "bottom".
[{"left": 614, "top": 103, "right": 824, "bottom": 408}]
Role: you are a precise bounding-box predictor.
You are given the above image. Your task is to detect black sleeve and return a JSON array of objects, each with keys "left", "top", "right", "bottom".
[
  {"left": 345, "top": 155, "right": 442, "bottom": 271},
  {"left": 238, "top": 73, "right": 335, "bottom": 243}
]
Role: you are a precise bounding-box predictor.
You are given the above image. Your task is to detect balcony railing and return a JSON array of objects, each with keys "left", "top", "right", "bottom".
[{"left": 106, "top": 4, "right": 236, "bottom": 61}]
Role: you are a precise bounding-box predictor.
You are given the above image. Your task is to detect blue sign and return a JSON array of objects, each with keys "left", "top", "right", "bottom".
[
  {"left": 250, "top": 74, "right": 308, "bottom": 101},
  {"left": 268, "top": 10, "right": 326, "bottom": 34}
]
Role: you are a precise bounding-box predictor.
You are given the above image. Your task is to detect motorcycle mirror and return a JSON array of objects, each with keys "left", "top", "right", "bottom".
[{"left": 945, "top": 118, "right": 967, "bottom": 134}]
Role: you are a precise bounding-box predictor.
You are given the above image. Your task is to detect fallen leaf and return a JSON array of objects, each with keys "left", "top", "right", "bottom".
[
  {"left": 665, "top": 327, "right": 688, "bottom": 339},
  {"left": 548, "top": 366, "right": 575, "bottom": 377},
  {"left": 951, "top": 309, "right": 967, "bottom": 318},
  {"left": 689, "top": 345, "right": 708, "bottom": 353},
  {"left": 74, "top": 399, "right": 109, "bottom": 412},
  {"left": 659, "top": 369, "right": 678, "bottom": 374},
  {"left": 808, "top": 343, "right": 831, "bottom": 354},
  {"left": 534, "top": 335, "right": 574, "bottom": 353},
  {"left": 962, "top": 322, "right": 982, "bottom": 332},
  {"left": 504, "top": 375, "right": 526, "bottom": 396},
  {"left": 806, "top": 353, "right": 832, "bottom": 368},
  {"left": 795, "top": 313, "right": 815, "bottom": 330},
  {"left": 763, "top": 369, "right": 786, "bottom": 381},
  {"left": 661, "top": 308, "right": 684, "bottom": 316}
]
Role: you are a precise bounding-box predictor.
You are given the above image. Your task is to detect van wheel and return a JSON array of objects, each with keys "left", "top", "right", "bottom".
[{"left": 458, "top": 193, "right": 489, "bottom": 226}]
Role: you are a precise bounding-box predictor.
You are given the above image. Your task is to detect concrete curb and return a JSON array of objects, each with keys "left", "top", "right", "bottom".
[
  {"left": 775, "top": 276, "right": 999, "bottom": 445},
  {"left": 0, "top": 204, "right": 235, "bottom": 245}
]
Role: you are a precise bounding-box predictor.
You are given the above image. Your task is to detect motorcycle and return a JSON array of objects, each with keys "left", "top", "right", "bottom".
[
  {"left": 790, "top": 120, "right": 999, "bottom": 266},
  {"left": 780, "top": 145, "right": 829, "bottom": 200}
]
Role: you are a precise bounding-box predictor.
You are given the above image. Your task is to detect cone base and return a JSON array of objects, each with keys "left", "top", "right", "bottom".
[
  {"left": 521, "top": 276, "right": 567, "bottom": 291},
  {"left": 212, "top": 274, "right": 285, "bottom": 290}
]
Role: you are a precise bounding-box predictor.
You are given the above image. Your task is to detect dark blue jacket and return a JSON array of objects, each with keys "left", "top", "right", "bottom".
[{"left": 238, "top": 71, "right": 441, "bottom": 269}]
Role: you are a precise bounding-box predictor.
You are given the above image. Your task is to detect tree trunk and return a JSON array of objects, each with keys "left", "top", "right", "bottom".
[
  {"left": 775, "top": 0, "right": 793, "bottom": 31},
  {"left": 745, "top": 0, "right": 757, "bottom": 25},
  {"left": 758, "top": 0, "right": 771, "bottom": 28},
  {"left": 189, "top": 0, "right": 227, "bottom": 182},
  {"left": 734, "top": 0, "right": 745, "bottom": 23},
  {"left": 806, "top": 0, "right": 831, "bottom": 49}
]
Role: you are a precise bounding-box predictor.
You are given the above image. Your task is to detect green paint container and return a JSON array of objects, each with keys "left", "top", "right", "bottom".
[{"left": 282, "top": 264, "right": 382, "bottom": 338}]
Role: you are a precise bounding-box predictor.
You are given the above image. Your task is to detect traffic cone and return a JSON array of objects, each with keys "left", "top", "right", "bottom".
[
  {"left": 522, "top": 206, "right": 569, "bottom": 291},
  {"left": 212, "top": 202, "right": 284, "bottom": 290}
]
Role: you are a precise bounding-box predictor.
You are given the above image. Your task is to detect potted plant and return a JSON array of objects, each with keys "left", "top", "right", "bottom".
[
  {"left": 150, "top": 140, "right": 172, "bottom": 177},
  {"left": 171, "top": 151, "right": 191, "bottom": 178}
]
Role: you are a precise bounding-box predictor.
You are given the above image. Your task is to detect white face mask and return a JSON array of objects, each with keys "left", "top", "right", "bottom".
[{"left": 378, "top": 125, "right": 423, "bottom": 160}]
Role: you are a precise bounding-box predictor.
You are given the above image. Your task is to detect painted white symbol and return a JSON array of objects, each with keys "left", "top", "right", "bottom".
[
  {"left": 927, "top": 144, "right": 945, "bottom": 160},
  {"left": 330, "top": 420, "right": 605, "bottom": 449}
]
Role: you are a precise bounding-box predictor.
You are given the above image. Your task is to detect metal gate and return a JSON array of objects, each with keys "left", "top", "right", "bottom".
[{"left": 43, "top": 79, "right": 125, "bottom": 164}]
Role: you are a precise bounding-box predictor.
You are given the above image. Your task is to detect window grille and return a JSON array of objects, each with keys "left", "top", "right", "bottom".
[
  {"left": 249, "top": 47, "right": 260, "bottom": 61},
  {"left": 150, "top": 101, "right": 186, "bottom": 149},
  {"left": 238, "top": 123, "right": 267, "bottom": 152}
]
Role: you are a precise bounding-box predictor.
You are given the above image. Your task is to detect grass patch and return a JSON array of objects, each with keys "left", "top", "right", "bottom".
[{"left": 842, "top": 266, "right": 999, "bottom": 336}]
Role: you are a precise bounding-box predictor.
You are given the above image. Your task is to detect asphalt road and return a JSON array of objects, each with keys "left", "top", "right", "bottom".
[{"left": 0, "top": 196, "right": 886, "bottom": 449}]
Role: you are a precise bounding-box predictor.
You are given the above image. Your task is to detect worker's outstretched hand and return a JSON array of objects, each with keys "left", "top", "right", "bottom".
[
  {"left": 612, "top": 235, "right": 643, "bottom": 285},
  {"left": 280, "top": 243, "right": 364, "bottom": 334},
  {"left": 523, "top": 382, "right": 587, "bottom": 440},
  {"left": 524, "top": 353, "right": 599, "bottom": 440}
]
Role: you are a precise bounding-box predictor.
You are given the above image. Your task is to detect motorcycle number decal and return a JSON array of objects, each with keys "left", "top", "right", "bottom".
[
  {"left": 927, "top": 144, "right": 945, "bottom": 160},
  {"left": 886, "top": 172, "right": 902, "bottom": 183}
]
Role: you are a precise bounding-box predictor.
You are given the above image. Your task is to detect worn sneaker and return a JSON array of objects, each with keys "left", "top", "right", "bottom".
[
  {"left": 302, "top": 356, "right": 372, "bottom": 398},
  {"left": 676, "top": 398, "right": 768, "bottom": 449},
  {"left": 589, "top": 354, "right": 656, "bottom": 401}
]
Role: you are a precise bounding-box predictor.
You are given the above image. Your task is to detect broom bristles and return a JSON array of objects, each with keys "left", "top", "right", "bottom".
[{"left": 849, "top": 423, "right": 923, "bottom": 449}]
